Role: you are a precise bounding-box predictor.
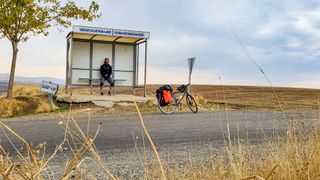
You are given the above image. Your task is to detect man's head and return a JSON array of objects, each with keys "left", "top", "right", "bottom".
[{"left": 104, "top": 58, "right": 110, "bottom": 64}]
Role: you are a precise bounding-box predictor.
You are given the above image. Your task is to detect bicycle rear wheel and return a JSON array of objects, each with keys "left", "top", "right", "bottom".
[
  {"left": 158, "top": 98, "right": 177, "bottom": 114},
  {"left": 186, "top": 94, "right": 198, "bottom": 113}
]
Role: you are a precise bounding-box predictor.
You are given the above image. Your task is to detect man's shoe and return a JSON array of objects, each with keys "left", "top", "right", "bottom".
[
  {"left": 108, "top": 89, "right": 112, "bottom": 96},
  {"left": 100, "top": 90, "right": 104, "bottom": 95}
]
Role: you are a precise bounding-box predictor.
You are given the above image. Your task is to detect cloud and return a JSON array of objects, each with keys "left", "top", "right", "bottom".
[
  {"left": 286, "top": 37, "right": 301, "bottom": 48},
  {"left": 1, "top": 0, "right": 320, "bottom": 88},
  {"left": 255, "top": 20, "right": 284, "bottom": 38},
  {"left": 151, "top": 34, "right": 209, "bottom": 55},
  {"left": 294, "top": 16, "right": 320, "bottom": 37},
  {"left": 254, "top": 5, "right": 320, "bottom": 40},
  {"left": 193, "top": 0, "right": 261, "bottom": 29}
]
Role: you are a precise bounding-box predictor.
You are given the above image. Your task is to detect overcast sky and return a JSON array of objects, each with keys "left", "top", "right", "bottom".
[{"left": 1, "top": 0, "right": 320, "bottom": 87}]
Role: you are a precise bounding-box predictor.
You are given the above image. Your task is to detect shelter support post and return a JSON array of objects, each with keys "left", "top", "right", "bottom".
[
  {"left": 69, "top": 37, "right": 73, "bottom": 95},
  {"left": 144, "top": 40, "right": 148, "bottom": 97},
  {"left": 112, "top": 40, "right": 116, "bottom": 94},
  {"left": 133, "top": 44, "right": 140, "bottom": 96},
  {"left": 133, "top": 45, "right": 136, "bottom": 95},
  {"left": 137, "top": 44, "right": 140, "bottom": 86},
  {"left": 65, "top": 39, "right": 70, "bottom": 93},
  {"left": 89, "top": 42, "right": 93, "bottom": 95}
]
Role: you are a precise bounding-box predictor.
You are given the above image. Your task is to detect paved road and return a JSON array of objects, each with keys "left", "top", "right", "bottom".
[{"left": 0, "top": 110, "right": 315, "bottom": 153}]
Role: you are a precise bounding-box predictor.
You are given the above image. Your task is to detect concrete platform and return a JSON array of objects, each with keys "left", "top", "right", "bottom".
[{"left": 57, "top": 94, "right": 153, "bottom": 108}]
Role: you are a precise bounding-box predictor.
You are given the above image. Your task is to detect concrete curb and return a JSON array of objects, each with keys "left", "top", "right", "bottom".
[{"left": 57, "top": 94, "right": 153, "bottom": 108}]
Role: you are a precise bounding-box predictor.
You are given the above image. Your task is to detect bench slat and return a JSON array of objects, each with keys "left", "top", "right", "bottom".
[{"left": 78, "top": 78, "right": 126, "bottom": 81}]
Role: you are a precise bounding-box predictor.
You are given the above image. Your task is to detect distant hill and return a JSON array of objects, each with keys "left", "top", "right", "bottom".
[
  {"left": 0, "top": 73, "right": 65, "bottom": 85},
  {"left": 0, "top": 83, "right": 7, "bottom": 94}
]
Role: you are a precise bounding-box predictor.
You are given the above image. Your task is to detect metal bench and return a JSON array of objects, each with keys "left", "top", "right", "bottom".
[
  {"left": 78, "top": 78, "right": 127, "bottom": 94},
  {"left": 78, "top": 78, "right": 126, "bottom": 83}
]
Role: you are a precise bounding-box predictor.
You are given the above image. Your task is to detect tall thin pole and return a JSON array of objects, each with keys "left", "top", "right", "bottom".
[
  {"left": 89, "top": 42, "right": 93, "bottom": 95},
  {"left": 69, "top": 37, "right": 73, "bottom": 95},
  {"left": 65, "top": 39, "right": 70, "bottom": 93},
  {"left": 112, "top": 42, "right": 116, "bottom": 79},
  {"left": 137, "top": 44, "right": 140, "bottom": 85},
  {"left": 144, "top": 40, "right": 148, "bottom": 97}
]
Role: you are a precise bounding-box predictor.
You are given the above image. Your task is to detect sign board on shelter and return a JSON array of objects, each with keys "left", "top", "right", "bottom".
[
  {"left": 73, "top": 25, "right": 150, "bottom": 39},
  {"left": 73, "top": 26, "right": 112, "bottom": 36},
  {"left": 40, "top": 81, "right": 59, "bottom": 95}
]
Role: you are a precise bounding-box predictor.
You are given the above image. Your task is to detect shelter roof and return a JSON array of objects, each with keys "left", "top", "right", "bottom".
[{"left": 67, "top": 25, "right": 150, "bottom": 44}]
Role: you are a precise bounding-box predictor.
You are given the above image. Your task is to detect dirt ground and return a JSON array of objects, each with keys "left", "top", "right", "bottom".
[{"left": 71, "top": 84, "right": 320, "bottom": 110}]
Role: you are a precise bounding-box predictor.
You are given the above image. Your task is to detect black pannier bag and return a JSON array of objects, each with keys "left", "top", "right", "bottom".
[{"left": 156, "top": 85, "right": 173, "bottom": 106}]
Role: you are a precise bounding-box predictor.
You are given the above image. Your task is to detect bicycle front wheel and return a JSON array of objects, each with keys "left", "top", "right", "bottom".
[
  {"left": 158, "top": 98, "right": 177, "bottom": 115},
  {"left": 186, "top": 94, "right": 198, "bottom": 113}
]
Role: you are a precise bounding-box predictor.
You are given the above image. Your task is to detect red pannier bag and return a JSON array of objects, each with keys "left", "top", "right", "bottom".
[
  {"left": 156, "top": 85, "right": 173, "bottom": 106},
  {"left": 162, "top": 90, "right": 172, "bottom": 104}
]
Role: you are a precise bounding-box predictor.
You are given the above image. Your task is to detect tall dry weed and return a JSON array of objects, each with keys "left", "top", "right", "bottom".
[
  {"left": 0, "top": 107, "right": 116, "bottom": 179},
  {"left": 151, "top": 116, "right": 320, "bottom": 179}
]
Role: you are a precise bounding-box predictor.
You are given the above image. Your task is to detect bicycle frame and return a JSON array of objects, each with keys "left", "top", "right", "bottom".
[
  {"left": 171, "top": 83, "right": 191, "bottom": 106},
  {"left": 172, "top": 91, "right": 186, "bottom": 106}
]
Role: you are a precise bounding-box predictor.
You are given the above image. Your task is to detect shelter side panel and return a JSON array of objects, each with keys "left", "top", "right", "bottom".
[
  {"left": 71, "top": 41, "right": 90, "bottom": 85},
  {"left": 115, "top": 45, "right": 134, "bottom": 71},
  {"left": 72, "top": 70, "right": 90, "bottom": 85},
  {"left": 114, "top": 71, "right": 134, "bottom": 86},
  {"left": 92, "top": 43, "right": 112, "bottom": 70}
]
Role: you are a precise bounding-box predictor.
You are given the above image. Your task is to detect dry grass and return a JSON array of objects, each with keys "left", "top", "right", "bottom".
[
  {"left": 0, "top": 103, "right": 320, "bottom": 179},
  {"left": 0, "top": 84, "right": 67, "bottom": 118},
  {"left": 12, "top": 84, "right": 42, "bottom": 97},
  {"left": 189, "top": 85, "right": 320, "bottom": 110},
  {"left": 139, "top": 116, "right": 320, "bottom": 179},
  {"left": 0, "top": 108, "right": 116, "bottom": 179},
  {"left": 0, "top": 96, "right": 55, "bottom": 118},
  {"left": 71, "top": 84, "right": 320, "bottom": 110},
  {"left": 0, "top": 88, "right": 53, "bottom": 118}
]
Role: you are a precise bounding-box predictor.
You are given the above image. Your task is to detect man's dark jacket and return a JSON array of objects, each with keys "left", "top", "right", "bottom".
[{"left": 100, "top": 64, "right": 112, "bottom": 78}]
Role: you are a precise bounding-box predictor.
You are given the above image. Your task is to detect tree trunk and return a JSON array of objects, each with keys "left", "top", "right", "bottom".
[{"left": 7, "top": 42, "right": 19, "bottom": 99}]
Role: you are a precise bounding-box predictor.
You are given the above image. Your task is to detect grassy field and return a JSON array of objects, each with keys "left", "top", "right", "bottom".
[
  {"left": 77, "top": 84, "right": 320, "bottom": 109},
  {"left": 149, "top": 85, "right": 320, "bottom": 109},
  {"left": 1, "top": 84, "right": 320, "bottom": 118}
]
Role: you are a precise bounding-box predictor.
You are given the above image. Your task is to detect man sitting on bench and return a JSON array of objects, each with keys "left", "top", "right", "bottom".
[{"left": 100, "top": 58, "right": 114, "bottom": 95}]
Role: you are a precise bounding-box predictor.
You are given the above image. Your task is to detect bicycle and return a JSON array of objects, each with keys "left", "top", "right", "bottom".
[{"left": 158, "top": 84, "right": 198, "bottom": 114}]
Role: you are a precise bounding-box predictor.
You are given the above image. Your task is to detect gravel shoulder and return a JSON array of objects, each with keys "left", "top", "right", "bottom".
[{"left": 45, "top": 143, "right": 226, "bottom": 178}]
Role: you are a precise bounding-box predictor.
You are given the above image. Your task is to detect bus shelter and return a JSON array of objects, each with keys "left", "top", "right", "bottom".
[{"left": 65, "top": 25, "right": 150, "bottom": 96}]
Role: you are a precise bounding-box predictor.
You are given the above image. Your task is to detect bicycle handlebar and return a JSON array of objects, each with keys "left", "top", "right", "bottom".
[{"left": 176, "top": 83, "right": 191, "bottom": 93}]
